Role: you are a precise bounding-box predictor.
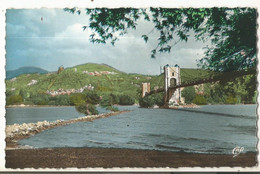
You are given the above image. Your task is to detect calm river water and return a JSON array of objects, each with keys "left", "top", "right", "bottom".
[{"left": 6, "top": 105, "right": 258, "bottom": 154}]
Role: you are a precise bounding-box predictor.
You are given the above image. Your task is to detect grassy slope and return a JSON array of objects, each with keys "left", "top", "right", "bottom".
[{"left": 6, "top": 63, "right": 212, "bottom": 99}]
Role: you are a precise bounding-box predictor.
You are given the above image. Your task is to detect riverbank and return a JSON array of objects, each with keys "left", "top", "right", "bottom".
[
  {"left": 5, "top": 104, "right": 72, "bottom": 108},
  {"left": 6, "top": 147, "right": 257, "bottom": 168},
  {"left": 5, "top": 110, "right": 130, "bottom": 149}
]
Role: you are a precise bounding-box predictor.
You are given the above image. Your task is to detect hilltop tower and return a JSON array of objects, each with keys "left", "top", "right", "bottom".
[{"left": 57, "top": 65, "right": 64, "bottom": 74}]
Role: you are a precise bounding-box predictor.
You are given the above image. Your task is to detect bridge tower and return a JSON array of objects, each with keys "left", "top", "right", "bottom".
[
  {"left": 164, "top": 64, "right": 181, "bottom": 106},
  {"left": 141, "top": 82, "right": 151, "bottom": 98}
]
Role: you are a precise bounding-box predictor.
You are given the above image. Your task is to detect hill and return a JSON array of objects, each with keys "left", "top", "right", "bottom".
[
  {"left": 6, "top": 63, "right": 164, "bottom": 100},
  {"left": 6, "top": 67, "right": 49, "bottom": 80},
  {"left": 6, "top": 63, "right": 219, "bottom": 106}
]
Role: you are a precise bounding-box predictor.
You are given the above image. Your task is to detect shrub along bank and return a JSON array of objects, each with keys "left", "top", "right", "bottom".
[
  {"left": 6, "top": 90, "right": 136, "bottom": 116},
  {"left": 139, "top": 74, "right": 257, "bottom": 107},
  {"left": 181, "top": 74, "right": 257, "bottom": 105}
]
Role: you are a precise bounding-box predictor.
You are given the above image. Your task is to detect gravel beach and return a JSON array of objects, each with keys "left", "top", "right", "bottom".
[{"left": 6, "top": 147, "right": 257, "bottom": 168}]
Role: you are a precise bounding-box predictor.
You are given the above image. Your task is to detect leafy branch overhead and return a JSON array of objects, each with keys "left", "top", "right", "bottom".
[{"left": 64, "top": 7, "right": 257, "bottom": 72}]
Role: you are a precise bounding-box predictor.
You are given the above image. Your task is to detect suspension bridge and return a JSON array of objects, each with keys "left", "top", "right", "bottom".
[{"left": 142, "top": 64, "right": 256, "bottom": 106}]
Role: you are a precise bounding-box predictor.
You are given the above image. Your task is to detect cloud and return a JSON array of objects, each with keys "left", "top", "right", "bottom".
[
  {"left": 55, "top": 23, "right": 90, "bottom": 38},
  {"left": 6, "top": 8, "right": 209, "bottom": 75}
]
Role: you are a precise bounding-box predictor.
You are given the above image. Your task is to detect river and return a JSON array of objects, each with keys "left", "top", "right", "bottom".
[{"left": 5, "top": 105, "right": 257, "bottom": 154}]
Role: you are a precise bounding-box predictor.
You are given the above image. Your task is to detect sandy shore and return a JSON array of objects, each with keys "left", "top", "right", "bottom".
[{"left": 5, "top": 147, "right": 257, "bottom": 168}]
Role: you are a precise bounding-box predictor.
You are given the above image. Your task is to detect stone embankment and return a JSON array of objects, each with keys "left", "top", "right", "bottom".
[
  {"left": 6, "top": 110, "right": 130, "bottom": 149},
  {"left": 168, "top": 103, "right": 199, "bottom": 109}
]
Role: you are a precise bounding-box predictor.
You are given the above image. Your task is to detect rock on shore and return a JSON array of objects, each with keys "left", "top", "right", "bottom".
[{"left": 168, "top": 103, "right": 200, "bottom": 109}]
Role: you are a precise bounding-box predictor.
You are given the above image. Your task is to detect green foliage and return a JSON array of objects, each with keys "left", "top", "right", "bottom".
[
  {"left": 139, "top": 96, "right": 156, "bottom": 108},
  {"left": 216, "top": 75, "right": 256, "bottom": 104},
  {"left": 192, "top": 95, "right": 207, "bottom": 105},
  {"left": 182, "top": 86, "right": 196, "bottom": 104},
  {"left": 5, "top": 63, "right": 167, "bottom": 106},
  {"left": 19, "top": 89, "right": 29, "bottom": 99},
  {"left": 153, "top": 93, "right": 164, "bottom": 107},
  {"left": 6, "top": 90, "right": 15, "bottom": 98},
  {"left": 27, "top": 94, "right": 50, "bottom": 105},
  {"left": 6, "top": 95, "right": 23, "bottom": 105},
  {"left": 54, "top": 95, "right": 70, "bottom": 106},
  {"left": 5, "top": 63, "right": 257, "bottom": 106},
  {"left": 84, "top": 91, "right": 101, "bottom": 105},
  {"left": 119, "top": 95, "right": 135, "bottom": 105},
  {"left": 225, "top": 96, "right": 238, "bottom": 104},
  {"left": 106, "top": 106, "right": 119, "bottom": 112},
  {"left": 69, "top": 93, "right": 86, "bottom": 105},
  {"left": 75, "top": 103, "right": 98, "bottom": 115},
  {"left": 65, "top": 8, "right": 256, "bottom": 71},
  {"left": 203, "top": 83, "right": 226, "bottom": 104},
  {"left": 198, "top": 9, "right": 257, "bottom": 71},
  {"left": 141, "top": 35, "right": 149, "bottom": 43},
  {"left": 69, "top": 91, "right": 100, "bottom": 106},
  {"left": 100, "top": 93, "right": 119, "bottom": 107},
  {"left": 252, "top": 91, "right": 257, "bottom": 103},
  {"left": 197, "top": 74, "right": 257, "bottom": 104}
]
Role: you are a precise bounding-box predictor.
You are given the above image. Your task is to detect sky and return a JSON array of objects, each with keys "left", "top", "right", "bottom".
[{"left": 6, "top": 8, "right": 209, "bottom": 75}]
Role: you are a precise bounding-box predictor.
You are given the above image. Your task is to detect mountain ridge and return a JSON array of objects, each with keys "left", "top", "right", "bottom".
[{"left": 6, "top": 66, "right": 49, "bottom": 80}]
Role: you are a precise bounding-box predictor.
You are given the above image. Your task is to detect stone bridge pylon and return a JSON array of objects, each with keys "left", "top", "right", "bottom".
[
  {"left": 164, "top": 64, "right": 182, "bottom": 106},
  {"left": 141, "top": 64, "right": 183, "bottom": 107},
  {"left": 141, "top": 82, "right": 150, "bottom": 98}
]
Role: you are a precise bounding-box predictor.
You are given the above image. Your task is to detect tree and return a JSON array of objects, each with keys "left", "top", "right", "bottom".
[
  {"left": 100, "top": 93, "right": 120, "bottom": 111},
  {"left": 100, "top": 93, "right": 119, "bottom": 106},
  {"left": 139, "top": 95, "right": 155, "bottom": 108},
  {"left": 75, "top": 103, "right": 98, "bottom": 115},
  {"left": 182, "top": 86, "right": 196, "bottom": 104},
  {"left": 119, "top": 95, "right": 135, "bottom": 105},
  {"left": 27, "top": 94, "right": 50, "bottom": 105},
  {"left": 69, "top": 93, "right": 86, "bottom": 105},
  {"left": 84, "top": 91, "right": 101, "bottom": 105},
  {"left": 69, "top": 92, "right": 101, "bottom": 115},
  {"left": 19, "top": 89, "right": 29, "bottom": 99},
  {"left": 192, "top": 95, "right": 207, "bottom": 105},
  {"left": 6, "top": 95, "right": 23, "bottom": 105},
  {"left": 64, "top": 8, "right": 257, "bottom": 71}
]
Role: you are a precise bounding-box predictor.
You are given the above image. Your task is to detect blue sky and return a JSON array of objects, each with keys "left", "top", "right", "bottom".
[{"left": 6, "top": 8, "right": 208, "bottom": 75}]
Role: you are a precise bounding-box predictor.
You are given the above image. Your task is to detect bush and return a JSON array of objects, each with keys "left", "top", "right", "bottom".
[
  {"left": 75, "top": 103, "right": 98, "bottom": 115},
  {"left": 100, "top": 93, "right": 119, "bottom": 107},
  {"left": 55, "top": 95, "right": 70, "bottom": 105},
  {"left": 182, "top": 86, "right": 196, "bottom": 104},
  {"left": 6, "top": 95, "right": 23, "bottom": 105},
  {"left": 119, "top": 95, "right": 135, "bottom": 105},
  {"left": 6, "top": 90, "right": 15, "bottom": 98},
  {"left": 225, "top": 96, "right": 238, "bottom": 104},
  {"left": 84, "top": 91, "right": 101, "bottom": 105},
  {"left": 153, "top": 93, "right": 164, "bottom": 107},
  {"left": 19, "top": 89, "right": 30, "bottom": 99},
  {"left": 139, "top": 95, "right": 155, "bottom": 108},
  {"left": 70, "top": 91, "right": 100, "bottom": 106},
  {"left": 26, "top": 94, "right": 50, "bottom": 105},
  {"left": 192, "top": 95, "right": 207, "bottom": 105},
  {"left": 69, "top": 93, "right": 86, "bottom": 105},
  {"left": 47, "top": 100, "right": 56, "bottom": 106},
  {"left": 106, "top": 106, "right": 119, "bottom": 112}
]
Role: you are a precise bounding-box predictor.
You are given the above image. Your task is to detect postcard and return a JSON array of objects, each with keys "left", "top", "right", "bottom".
[{"left": 1, "top": 0, "right": 259, "bottom": 172}]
